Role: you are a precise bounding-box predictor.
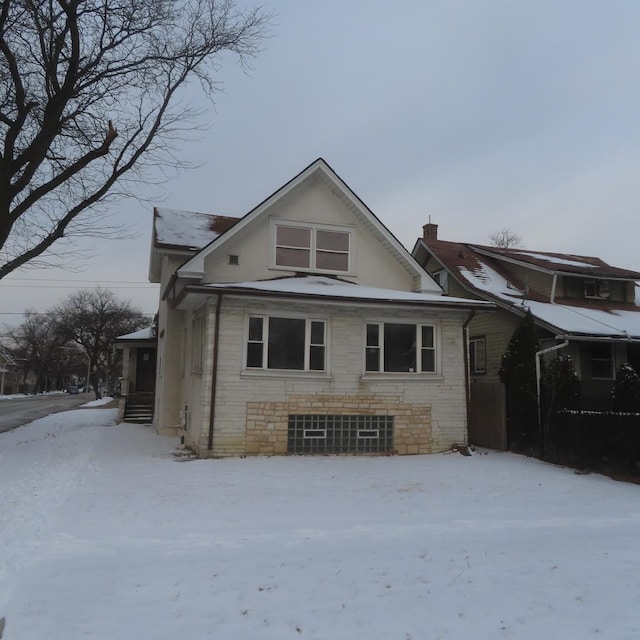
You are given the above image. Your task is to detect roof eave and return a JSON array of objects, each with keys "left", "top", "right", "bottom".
[{"left": 177, "top": 283, "right": 494, "bottom": 312}]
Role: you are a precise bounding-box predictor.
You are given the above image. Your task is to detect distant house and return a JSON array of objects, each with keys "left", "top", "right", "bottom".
[
  {"left": 413, "top": 223, "right": 640, "bottom": 449},
  {"left": 141, "top": 159, "right": 491, "bottom": 457},
  {"left": 0, "top": 347, "right": 19, "bottom": 395}
]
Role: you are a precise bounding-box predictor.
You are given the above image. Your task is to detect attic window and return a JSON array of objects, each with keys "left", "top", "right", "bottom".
[
  {"left": 585, "top": 280, "right": 610, "bottom": 300},
  {"left": 274, "top": 223, "right": 350, "bottom": 273},
  {"left": 432, "top": 269, "right": 448, "bottom": 293},
  {"left": 229, "top": 254, "right": 239, "bottom": 265}
]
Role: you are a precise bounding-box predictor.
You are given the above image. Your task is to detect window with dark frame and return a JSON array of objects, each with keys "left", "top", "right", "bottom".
[
  {"left": 365, "top": 322, "right": 436, "bottom": 373},
  {"left": 275, "top": 224, "right": 350, "bottom": 272},
  {"left": 588, "top": 342, "right": 614, "bottom": 379},
  {"left": 469, "top": 336, "right": 486, "bottom": 375},
  {"left": 246, "top": 316, "right": 326, "bottom": 372},
  {"left": 432, "top": 269, "right": 448, "bottom": 293}
]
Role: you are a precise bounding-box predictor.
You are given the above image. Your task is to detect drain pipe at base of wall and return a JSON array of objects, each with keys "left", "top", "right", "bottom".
[
  {"left": 208, "top": 294, "right": 223, "bottom": 452},
  {"left": 535, "top": 340, "right": 569, "bottom": 443}
]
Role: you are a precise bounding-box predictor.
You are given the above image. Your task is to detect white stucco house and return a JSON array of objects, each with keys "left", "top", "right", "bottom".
[{"left": 145, "top": 159, "right": 491, "bottom": 457}]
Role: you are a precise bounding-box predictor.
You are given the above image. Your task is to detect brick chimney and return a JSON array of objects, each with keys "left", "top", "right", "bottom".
[{"left": 422, "top": 222, "right": 438, "bottom": 241}]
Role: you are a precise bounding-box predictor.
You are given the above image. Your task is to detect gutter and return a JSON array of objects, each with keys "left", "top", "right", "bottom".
[{"left": 208, "top": 294, "right": 223, "bottom": 451}]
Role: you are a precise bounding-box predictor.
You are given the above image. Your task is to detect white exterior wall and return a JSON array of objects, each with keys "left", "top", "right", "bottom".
[
  {"left": 184, "top": 297, "right": 469, "bottom": 456},
  {"left": 154, "top": 255, "right": 189, "bottom": 435},
  {"left": 201, "top": 178, "right": 416, "bottom": 291}
]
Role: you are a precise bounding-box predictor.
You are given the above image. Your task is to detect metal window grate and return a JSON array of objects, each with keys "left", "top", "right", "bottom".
[{"left": 287, "top": 414, "right": 394, "bottom": 454}]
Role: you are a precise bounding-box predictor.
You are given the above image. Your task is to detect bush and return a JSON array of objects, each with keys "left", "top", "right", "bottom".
[{"left": 612, "top": 363, "right": 640, "bottom": 413}]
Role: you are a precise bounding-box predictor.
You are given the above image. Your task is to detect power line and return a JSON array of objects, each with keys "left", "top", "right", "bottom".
[
  {"left": 1, "top": 284, "right": 157, "bottom": 289},
  {"left": 0, "top": 311, "right": 156, "bottom": 316},
  {"left": 3, "top": 277, "right": 154, "bottom": 284}
]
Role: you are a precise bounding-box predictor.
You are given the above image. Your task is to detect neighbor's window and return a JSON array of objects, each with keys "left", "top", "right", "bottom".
[
  {"left": 469, "top": 336, "right": 486, "bottom": 375},
  {"left": 275, "top": 224, "right": 350, "bottom": 272},
  {"left": 246, "top": 316, "right": 326, "bottom": 371},
  {"left": 588, "top": 342, "right": 614, "bottom": 379},
  {"left": 365, "top": 322, "right": 436, "bottom": 373},
  {"left": 432, "top": 269, "right": 448, "bottom": 293}
]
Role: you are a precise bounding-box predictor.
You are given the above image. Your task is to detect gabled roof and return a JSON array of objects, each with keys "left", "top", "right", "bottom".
[
  {"left": 153, "top": 208, "right": 240, "bottom": 251},
  {"left": 149, "top": 208, "right": 240, "bottom": 282},
  {"left": 174, "top": 158, "right": 439, "bottom": 293},
  {"left": 416, "top": 238, "right": 640, "bottom": 340}
]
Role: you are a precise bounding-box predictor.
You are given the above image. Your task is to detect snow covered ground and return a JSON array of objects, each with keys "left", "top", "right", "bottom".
[{"left": 1, "top": 407, "right": 639, "bottom": 639}]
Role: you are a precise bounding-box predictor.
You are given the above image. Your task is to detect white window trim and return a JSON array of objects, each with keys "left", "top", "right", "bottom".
[
  {"left": 363, "top": 320, "right": 440, "bottom": 376},
  {"left": 270, "top": 219, "right": 355, "bottom": 275},
  {"left": 244, "top": 312, "right": 329, "bottom": 374}
]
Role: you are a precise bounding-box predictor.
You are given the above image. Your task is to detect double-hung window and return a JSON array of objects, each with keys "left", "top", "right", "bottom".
[
  {"left": 274, "top": 224, "right": 350, "bottom": 272},
  {"left": 588, "top": 342, "right": 614, "bottom": 379},
  {"left": 365, "top": 322, "right": 436, "bottom": 373},
  {"left": 469, "top": 336, "right": 486, "bottom": 375},
  {"left": 247, "top": 316, "right": 326, "bottom": 371}
]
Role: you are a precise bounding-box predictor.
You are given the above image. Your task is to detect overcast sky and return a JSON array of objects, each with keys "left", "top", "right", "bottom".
[{"left": 2, "top": 0, "right": 640, "bottom": 329}]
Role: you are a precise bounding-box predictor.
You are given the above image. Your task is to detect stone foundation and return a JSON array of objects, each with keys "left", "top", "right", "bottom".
[{"left": 245, "top": 393, "right": 432, "bottom": 455}]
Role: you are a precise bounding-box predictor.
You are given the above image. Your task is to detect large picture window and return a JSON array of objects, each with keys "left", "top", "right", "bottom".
[
  {"left": 275, "top": 224, "right": 350, "bottom": 272},
  {"left": 365, "top": 322, "right": 436, "bottom": 373},
  {"left": 246, "top": 316, "right": 326, "bottom": 371}
]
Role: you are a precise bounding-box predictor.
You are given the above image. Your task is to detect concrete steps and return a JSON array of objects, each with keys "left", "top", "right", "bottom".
[{"left": 124, "top": 393, "right": 154, "bottom": 424}]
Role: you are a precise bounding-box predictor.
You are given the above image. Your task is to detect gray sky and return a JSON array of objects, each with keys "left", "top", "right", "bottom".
[{"left": 2, "top": 0, "right": 640, "bottom": 328}]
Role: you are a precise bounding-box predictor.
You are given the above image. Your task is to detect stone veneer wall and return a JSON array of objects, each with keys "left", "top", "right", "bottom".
[{"left": 245, "top": 393, "right": 432, "bottom": 456}]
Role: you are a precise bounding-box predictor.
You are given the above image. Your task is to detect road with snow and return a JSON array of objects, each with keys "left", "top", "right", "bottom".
[{"left": 0, "top": 394, "right": 89, "bottom": 432}]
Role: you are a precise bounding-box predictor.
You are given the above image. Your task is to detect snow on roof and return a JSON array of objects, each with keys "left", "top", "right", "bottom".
[
  {"left": 460, "top": 263, "right": 640, "bottom": 338},
  {"left": 525, "top": 300, "right": 640, "bottom": 338},
  {"left": 117, "top": 327, "right": 155, "bottom": 341},
  {"left": 202, "top": 275, "right": 492, "bottom": 307},
  {"left": 471, "top": 244, "right": 640, "bottom": 278},
  {"left": 154, "top": 207, "right": 239, "bottom": 251},
  {"left": 510, "top": 251, "right": 599, "bottom": 269}
]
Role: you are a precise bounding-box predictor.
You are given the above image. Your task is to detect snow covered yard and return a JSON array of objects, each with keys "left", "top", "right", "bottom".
[{"left": 1, "top": 408, "right": 639, "bottom": 639}]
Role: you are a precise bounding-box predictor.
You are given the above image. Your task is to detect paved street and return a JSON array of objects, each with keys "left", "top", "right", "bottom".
[{"left": 0, "top": 393, "right": 90, "bottom": 433}]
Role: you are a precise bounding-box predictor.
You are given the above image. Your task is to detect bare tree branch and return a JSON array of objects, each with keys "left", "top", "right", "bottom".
[
  {"left": 489, "top": 228, "right": 524, "bottom": 249},
  {"left": 0, "top": 0, "right": 271, "bottom": 279}
]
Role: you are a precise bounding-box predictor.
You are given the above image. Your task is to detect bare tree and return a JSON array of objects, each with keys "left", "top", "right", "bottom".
[
  {"left": 0, "top": 0, "right": 270, "bottom": 278},
  {"left": 489, "top": 228, "right": 523, "bottom": 249},
  {"left": 53, "top": 288, "right": 148, "bottom": 397},
  {"left": 6, "top": 311, "right": 64, "bottom": 392}
]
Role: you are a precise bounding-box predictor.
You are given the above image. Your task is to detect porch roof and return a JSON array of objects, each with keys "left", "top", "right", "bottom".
[{"left": 188, "top": 275, "right": 493, "bottom": 311}]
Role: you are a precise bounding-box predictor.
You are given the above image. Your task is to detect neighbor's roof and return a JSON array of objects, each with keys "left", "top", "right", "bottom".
[
  {"left": 420, "top": 238, "right": 640, "bottom": 339},
  {"left": 184, "top": 275, "right": 493, "bottom": 310},
  {"left": 471, "top": 245, "right": 640, "bottom": 279},
  {"left": 153, "top": 207, "right": 240, "bottom": 251}
]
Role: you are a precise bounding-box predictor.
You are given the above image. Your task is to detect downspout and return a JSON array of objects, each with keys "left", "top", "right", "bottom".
[
  {"left": 208, "top": 294, "right": 223, "bottom": 451},
  {"left": 463, "top": 309, "right": 476, "bottom": 445},
  {"left": 535, "top": 340, "right": 569, "bottom": 448}
]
